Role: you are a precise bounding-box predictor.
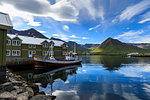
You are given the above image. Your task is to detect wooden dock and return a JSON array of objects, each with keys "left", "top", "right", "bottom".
[{"left": 6, "top": 58, "right": 34, "bottom": 69}]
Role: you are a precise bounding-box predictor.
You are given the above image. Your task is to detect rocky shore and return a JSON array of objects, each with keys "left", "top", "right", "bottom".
[{"left": 0, "top": 69, "right": 52, "bottom": 100}]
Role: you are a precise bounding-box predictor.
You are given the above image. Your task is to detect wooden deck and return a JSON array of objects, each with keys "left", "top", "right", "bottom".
[{"left": 6, "top": 58, "right": 34, "bottom": 69}]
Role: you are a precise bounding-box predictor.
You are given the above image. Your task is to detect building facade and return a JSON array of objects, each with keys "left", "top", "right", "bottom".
[{"left": 6, "top": 34, "right": 68, "bottom": 59}]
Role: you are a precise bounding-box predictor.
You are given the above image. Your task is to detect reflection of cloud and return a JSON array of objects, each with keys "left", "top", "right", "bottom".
[
  {"left": 52, "top": 90, "right": 80, "bottom": 100},
  {"left": 122, "top": 92, "right": 141, "bottom": 100},
  {"left": 118, "top": 64, "right": 150, "bottom": 78},
  {"left": 64, "top": 80, "right": 70, "bottom": 84},
  {"left": 143, "top": 84, "right": 150, "bottom": 93}
]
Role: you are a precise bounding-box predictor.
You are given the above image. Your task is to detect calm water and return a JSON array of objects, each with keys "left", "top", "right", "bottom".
[{"left": 13, "top": 55, "right": 150, "bottom": 100}]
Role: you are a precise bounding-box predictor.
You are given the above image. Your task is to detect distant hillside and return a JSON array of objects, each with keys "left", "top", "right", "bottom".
[
  {"left": 91, "top": 38, "right": 150, "bottom": 55},
  {"left": 50, "top": 37, "right": 65, "bottom": 42},
  {"left": 83, "top": 44, "right": 99, "bottom": 49},
  {"left": 7, "top": 28, "right": 48, "bottom": 39},
  {"left": 67, "top": 41, "right": 89, "bottom": 54},
  {"left": 129, "top": 43, "right": 150, "bottom": 49}
]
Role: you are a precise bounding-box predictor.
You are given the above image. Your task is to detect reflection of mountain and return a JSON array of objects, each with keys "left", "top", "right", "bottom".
[
  {"left": 100, "top": 56, "right": 135, "bottom": 70},
  {"left": 82, "top": 55, "right": 144, "bottom": 71}
]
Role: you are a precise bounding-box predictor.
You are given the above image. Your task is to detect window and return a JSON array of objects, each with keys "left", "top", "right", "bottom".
[
  {"left": 6, "top": 50, "right": 11, "bottom": 56},
  {"left": 12, "top": 40, "right": 21, "bottom": 46},
  {"left": 28, "top": 44, "right": 32, "bottom": 48},
  {"left": 7, "top": 39, "right": 11, "bottom": 45},
  {"left": 43, "top": 43, "right": 48, "bottom": 48},
  {"left": 12, "top": 50, "right": 21, "bottom": 56},
  {"left": 33, "top": 50, "right": 36, "bottom": 54},
  {"left": 33, "top": 45, "right": 36, "bottom": 48},
  {"left": 43, "top": 51, "right": 48, "bottom": 56},
  {"left": 50, "top": 44, "right": 54, "bottom": 48}
]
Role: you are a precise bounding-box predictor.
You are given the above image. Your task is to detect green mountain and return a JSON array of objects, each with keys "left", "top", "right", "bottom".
[{"left": 91, "top": 37, "right": 150, "bottom": 55}]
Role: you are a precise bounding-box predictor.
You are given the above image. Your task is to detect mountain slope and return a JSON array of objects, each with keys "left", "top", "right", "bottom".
[
  {"left": 67, "top": 41, "right": 89, "bottom": 54},
  {"left": 7, "top": 28, "right": 48, "bottom": 39},
  {"left": 91, "top": 38, "right": 150, "bottom": 55}
]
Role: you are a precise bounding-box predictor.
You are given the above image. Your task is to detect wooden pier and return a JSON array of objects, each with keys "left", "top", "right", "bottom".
[{"left": 6, "top": 58, "right": 34, "bottom": 70}]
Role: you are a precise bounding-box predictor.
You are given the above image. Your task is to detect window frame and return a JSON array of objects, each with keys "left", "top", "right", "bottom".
[
  {"left": 12, "top": 40, "right": 21, "bottom": 46},
  {"left": 28, "top": 44, "right": 32, "bottom": 48},
  {"left": 6, "top": 50, "right": 11, "bottom": 56},
  {"left": 12, "top": 50, "right": 21, "bottom": 56},
  {"left": 7, "top": 39, "right": 11, "bottom": 46},
  {"left": 33, "top": 45, "right": 36, "bottom": 48}
]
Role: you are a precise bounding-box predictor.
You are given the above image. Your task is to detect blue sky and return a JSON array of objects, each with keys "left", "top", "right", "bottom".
[{"left": 0, "top": 0, "right": 150, "bottom": 44}]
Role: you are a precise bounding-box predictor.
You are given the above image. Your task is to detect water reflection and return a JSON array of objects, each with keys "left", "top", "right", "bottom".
[{"left": 10, "top": 55, "right": 150, "bottom": 100}]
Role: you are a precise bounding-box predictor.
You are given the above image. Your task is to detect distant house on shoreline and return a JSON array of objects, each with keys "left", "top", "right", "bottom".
[{"left": 6, "top": 34, "right": 68, "bottom": 58}]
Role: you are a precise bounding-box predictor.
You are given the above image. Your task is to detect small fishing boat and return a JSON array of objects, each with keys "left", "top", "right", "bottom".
[
  {"left": 33, "top": 43, "right": 82, "bottom": 68},
  {"left": 33, "top": 56, "right": 81, "bottom": 68}
]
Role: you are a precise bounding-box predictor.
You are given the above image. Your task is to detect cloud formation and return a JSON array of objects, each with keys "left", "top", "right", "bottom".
[
  {"left": 89, "top": 24, "right": 101, "bottom": 31},
  {"left": 114, "top": 30, "right": 144, "bottom": 40},
  {"left": 139, "top": 11, "right": 150, "bottom": 24},
  {"left": 63, "top": 25, "right": 69, "bottom": 31},
  {"left": 119, "top": 0, "right": 150, "bottom": 21},
  {"left": 0, "top": 0, "right": 79, "bottom": 27}
]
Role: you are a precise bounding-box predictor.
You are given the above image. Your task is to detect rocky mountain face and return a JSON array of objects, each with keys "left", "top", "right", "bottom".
[{"left": 7, "top": 28, "right": 48, "bottom": 39}]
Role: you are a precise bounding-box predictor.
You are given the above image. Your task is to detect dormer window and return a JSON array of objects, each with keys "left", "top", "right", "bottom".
[
  {"left": 33, "top": 45, "right": 36, "bottom": 48},
  {"left": 43, "top": 43, "right": 48, "bottom": 48},
  {"left": 50, "top": 44, "right": 54, "bottom": 48},
  {"left": 29, "top": 44, "right": 32, "bottom": 48},
  {"left": 7, "top": 39, "right": 11, "bottom": 45},
  {"left": 12, "top": 40, "right": 21, "bottom": 46}
]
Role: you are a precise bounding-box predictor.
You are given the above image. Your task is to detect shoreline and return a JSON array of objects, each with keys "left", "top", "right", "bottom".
[{"left": 0, "top": 68, "right": 53, "bottom": 100}]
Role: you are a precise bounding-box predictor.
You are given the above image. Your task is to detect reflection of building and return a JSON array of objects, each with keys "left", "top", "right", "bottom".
[
  {"left": 6, "top": 34, "right": 68, "bottom": 58},
  {"left": 15, "top": 65, "right": 80, "bottom": 87}
]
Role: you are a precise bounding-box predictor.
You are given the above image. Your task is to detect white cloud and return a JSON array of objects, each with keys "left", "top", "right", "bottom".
[
  {"left": 37, "top": 30, "right": 47, "bottom": 33},
  {"left": 119, "top": 0, "right": 150, "bottom": 21},
  {"left": 138, "top": 11, "right": 150, "bottom": 23},
  {"left": 70, "top": 35, "right": 77, "bottom": 38},
  {"left": 63, "top": 25, "right": 69, "bottom": 31},
  {"left": 72, "top": 0, "right": 104, "bottom": 20},
  {"left": 52, "top": 33, "right": 69, "bottom": 40},
  {"left": 114, "top": 30, "right": 144, "bottom": 39},
  {"left": 0, "top": 0, "right": 79, "bottom": 28},
  {"left": 70, "top": 39, "right": 80, "bottom": 42},
  {"left": 135, "top": 36, "right": 150, "bottom": 43},
  {"left": 82, "top": 37, "right": 88, "bottom": 39},
  {"left": 89, "top": 24, "right": 101, "bottom": 31},
  {"left": 52, "top": 34, "right": 59, "bottom": 37}
]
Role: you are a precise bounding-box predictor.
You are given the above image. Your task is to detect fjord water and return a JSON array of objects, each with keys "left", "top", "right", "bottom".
[{"left": 15, "top": 55, "right": 150, "bottom": 100}]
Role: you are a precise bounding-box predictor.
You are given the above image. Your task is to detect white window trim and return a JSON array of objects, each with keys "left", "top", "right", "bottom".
[
  {"left": 33, "top": 45, "right": 36, "bottom": 48},
  {"left": 7, "top": 39, "right": 11, "bottom": 46},
  {"left": 43, "top": 43, "right": 48, "bottom": 48},
  {"left": 12, "top": 50, "right": 21, "bottom": 56},
  {"left": 33, "top": 50, "right": 36, "bottom": 54},
  {"left": 12, "top": 40, "right": 21, "bottom": 46},
  {"left": 28, "top": 44, "right": 32, "bottom": 48},
  {"left": 6, "top": 50, "right": 11, "bottom": 56},
  {"left": 43, "top": 51, "right": 48, "bottom": 56}
]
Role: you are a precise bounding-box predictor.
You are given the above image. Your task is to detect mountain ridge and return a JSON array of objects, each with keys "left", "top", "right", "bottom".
[{"left": 91, "top": 37, "right": 150, "bottom": 55}]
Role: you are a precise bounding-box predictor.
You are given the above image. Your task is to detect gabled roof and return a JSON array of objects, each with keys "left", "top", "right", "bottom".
[
  {"left": 7, "top": 34, "right": 65, "bottom": 46},
  {"left": 0, "top": 12, "right": 13, "bottom": 30}
]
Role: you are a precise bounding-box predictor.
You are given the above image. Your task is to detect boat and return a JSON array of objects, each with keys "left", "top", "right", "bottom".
[
  {"left": 33, "top": 43, "right": 82, "bottom": 68},
  {"left": 33, "top": 57, "right": 81, "bottom": 68}
]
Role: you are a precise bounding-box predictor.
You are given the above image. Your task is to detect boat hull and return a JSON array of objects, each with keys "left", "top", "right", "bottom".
[{"left": 33, "top": 59, "right": 81, "bottom": 68}]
